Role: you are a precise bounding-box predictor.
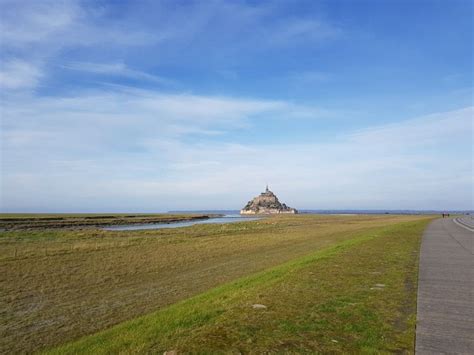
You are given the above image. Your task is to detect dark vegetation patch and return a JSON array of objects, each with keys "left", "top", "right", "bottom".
[{"left": 0, "top": 213, "right": 216, "bottom": 231}]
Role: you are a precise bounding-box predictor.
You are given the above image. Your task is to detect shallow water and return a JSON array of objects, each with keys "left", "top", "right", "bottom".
[{"left": 103, "top": 214, "right": 261, "bottom": 231}]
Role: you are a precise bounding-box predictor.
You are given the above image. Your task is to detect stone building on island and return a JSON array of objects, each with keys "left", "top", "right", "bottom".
[{"left": 240, "top": 185, "right": 298, "bottom": 215}]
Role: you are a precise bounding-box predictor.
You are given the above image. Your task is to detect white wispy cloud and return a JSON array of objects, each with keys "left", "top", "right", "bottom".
[
  {"left": 62, "top": 62, "right": 176, "bottom": 86},
  {"left": 0, "top": 59, "right": 43, "bottom": 90},
  {"left": 0, "top": 89, "right": 290, "bottom": 165},
  {"left": 349, "top": 107, "right": 473, "bottom": 149},
  {"left": 0, "top": 0, "right": 79, "bottom": 47},
  {"left": 215, "top": 3, "right": 342, "bottom": 47},
  {"left": 0, "top": 0, "right": 156, "bottom": 50},
  {"left": 267, "top": 18, "right": 341, "bottom": 46},
  {"left": 0, "top": 0, "right": 161, "bottom": 92}
]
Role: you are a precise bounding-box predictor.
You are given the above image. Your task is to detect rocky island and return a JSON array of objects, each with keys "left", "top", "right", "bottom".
[{"left": 240, "top": 186, "right": 298, "bottom": 215}]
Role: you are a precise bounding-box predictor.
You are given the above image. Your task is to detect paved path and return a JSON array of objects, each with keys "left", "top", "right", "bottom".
[{"left": 416, "top": 216, "right": 473, "bottom": 354}]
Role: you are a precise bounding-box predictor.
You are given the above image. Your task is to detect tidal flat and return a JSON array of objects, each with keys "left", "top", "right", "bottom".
[{"left": 0, "top": 214, "right": 433, "bottom": 353}]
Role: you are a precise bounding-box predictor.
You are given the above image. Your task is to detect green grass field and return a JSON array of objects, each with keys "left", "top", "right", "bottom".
[{"left": 0, "top": 214, "right": 433, "bottom": 353}]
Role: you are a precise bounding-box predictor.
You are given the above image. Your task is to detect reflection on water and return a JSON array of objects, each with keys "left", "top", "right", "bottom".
[{"left": 103, "top": 214, "right": 261, "bottom": 231}]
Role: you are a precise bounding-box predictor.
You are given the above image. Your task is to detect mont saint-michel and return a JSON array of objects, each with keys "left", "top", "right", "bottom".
[{"left": 240, "top": 186, "right": 298, "bottom": 215}]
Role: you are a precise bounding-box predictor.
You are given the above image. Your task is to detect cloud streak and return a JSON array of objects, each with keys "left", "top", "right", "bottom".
[
  {"left": 62, "top": 62, "right": 176, "bottom": 86},
  {"left": 0, "top": 59, "right": 43, "bottom": 90}
]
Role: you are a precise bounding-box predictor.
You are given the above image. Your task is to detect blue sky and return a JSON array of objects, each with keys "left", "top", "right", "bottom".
[{"left": 0, "top": 0, "right": 472, "bottom": 212}]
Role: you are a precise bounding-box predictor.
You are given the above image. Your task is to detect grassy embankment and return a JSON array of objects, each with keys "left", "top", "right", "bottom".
[
  {"left": 0, "top": 214, "right": 432, "bottom": 353},
  {"left": 0, "top": 213, "right": 217, "bottom": 230}
]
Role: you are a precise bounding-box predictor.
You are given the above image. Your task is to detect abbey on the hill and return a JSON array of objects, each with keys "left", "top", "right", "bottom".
[{"left": 240, "top": 185, "right": 298, "bottom": 215}]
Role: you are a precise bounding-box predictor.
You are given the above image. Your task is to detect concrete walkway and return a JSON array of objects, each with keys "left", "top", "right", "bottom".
[{"left": 416, "top": 216, "right": 473, "bottom": 354}]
